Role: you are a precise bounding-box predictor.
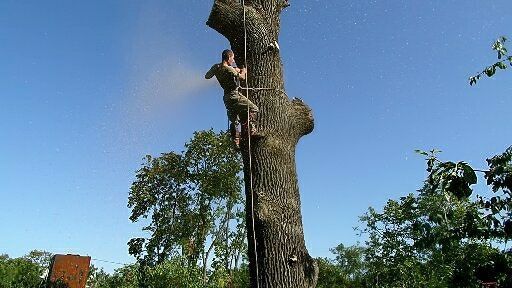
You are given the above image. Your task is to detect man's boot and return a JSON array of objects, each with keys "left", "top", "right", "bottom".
[
  {"left": 230, "top": 122, "right": 240, "bottom": 150},
  {"left": 241, "top": 120, "right": 258, "bottom": 137},
  {"left": 248, "top": 111, "right": 259, "bottom": 136}
]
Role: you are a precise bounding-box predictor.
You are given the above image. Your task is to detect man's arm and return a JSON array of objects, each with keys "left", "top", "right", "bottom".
[{"left": 205, "top": 64, "right": 218, "bottom": 79}]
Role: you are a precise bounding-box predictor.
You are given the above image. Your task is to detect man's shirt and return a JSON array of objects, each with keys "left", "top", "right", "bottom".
[{"left": 205, "top": 64, "right": 240, "bottom": 94}]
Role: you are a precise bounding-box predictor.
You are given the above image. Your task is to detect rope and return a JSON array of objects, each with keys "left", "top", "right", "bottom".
[
  {"left": 240, "top": 86, "right": 289, "bottom": 97},
  {"left": 241, "top": 1, "right": 260, "bottom": 287}
]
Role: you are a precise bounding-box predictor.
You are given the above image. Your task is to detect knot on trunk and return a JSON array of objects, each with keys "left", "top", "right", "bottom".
[{"left": 289, "top": 97, "right": 314, "bottom": 138}]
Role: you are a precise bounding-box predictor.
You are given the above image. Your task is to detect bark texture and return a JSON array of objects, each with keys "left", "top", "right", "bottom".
[{"left": 207, "top": 1, "right": 318, "bottom": 287}]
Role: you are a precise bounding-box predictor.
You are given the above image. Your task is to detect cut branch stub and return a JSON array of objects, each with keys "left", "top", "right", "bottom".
[
  {"left": 207, "top": 0, "right": 276, "bottom": 57},
  {"left": 289, "top": 97, "right": 314, "bottom": 139}
]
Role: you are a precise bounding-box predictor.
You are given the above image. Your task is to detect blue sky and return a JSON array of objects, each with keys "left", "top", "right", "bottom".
[{"left": 1, "top": 0, "right": 511, "bottom": 272}]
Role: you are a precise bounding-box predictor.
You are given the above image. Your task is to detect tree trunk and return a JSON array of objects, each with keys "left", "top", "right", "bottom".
[{"left": 206, "top": 1, "right": 318, "bottom": 287}]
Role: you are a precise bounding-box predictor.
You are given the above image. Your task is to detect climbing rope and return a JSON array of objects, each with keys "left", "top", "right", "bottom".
[{"left": 241, "top": 1, "right": 260, "bottom": 287}]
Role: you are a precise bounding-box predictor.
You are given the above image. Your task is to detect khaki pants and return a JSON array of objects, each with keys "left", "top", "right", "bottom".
[{"left": 223, "top": 91, "right": 259, "bottom": 123}]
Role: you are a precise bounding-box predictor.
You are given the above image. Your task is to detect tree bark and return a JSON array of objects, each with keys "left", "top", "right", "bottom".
[{"left": 207, "top": 1, "right": 318, "bottom": 287}]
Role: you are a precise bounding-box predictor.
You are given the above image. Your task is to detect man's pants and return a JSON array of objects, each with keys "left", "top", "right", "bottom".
[{"left": 223, "top": 91, "right": 259, "bottom": 123}]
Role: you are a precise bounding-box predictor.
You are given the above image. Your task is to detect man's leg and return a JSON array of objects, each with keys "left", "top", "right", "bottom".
[
  {"left": 235, "top": 94, "right": 259, "bottom": 135},
  {"left": 227, "top": 109, "right": 240, "bottom": 150},
  {"left": 237, "top": 94, "right": 259, "bottom": 113}
]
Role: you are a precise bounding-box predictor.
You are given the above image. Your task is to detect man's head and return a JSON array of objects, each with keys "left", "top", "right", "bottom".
[{"left": 222, "top": 49, "right": 235, "bottom": 66}]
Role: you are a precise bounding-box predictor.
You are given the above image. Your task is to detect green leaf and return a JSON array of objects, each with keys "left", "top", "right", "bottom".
[
  {"left": 504, "top": 219, "right": 512, "bottom": 237},
  {"left": 415, "top": 149, "right": 429, "bottom": 156},
  {"left": 439, "top": 161, "right": 456, "bottom": 170},
  {"left": 461, "top": 163, "right": 477, "bottom": 185},
  {"left": 484, "top": 66, "right": 496, "bottom": 77},
  {"left": 497, "top": 61, "right": 507, "bottom": 69}
]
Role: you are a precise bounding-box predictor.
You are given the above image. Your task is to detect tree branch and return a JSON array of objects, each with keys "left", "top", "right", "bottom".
[{"left": 206, "top": 0, "right": 241, "bottom": 41}]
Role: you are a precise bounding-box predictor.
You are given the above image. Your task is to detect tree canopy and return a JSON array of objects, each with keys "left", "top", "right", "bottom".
[{"left": 127, "top": 129, "right": 247, "bottom": 286}]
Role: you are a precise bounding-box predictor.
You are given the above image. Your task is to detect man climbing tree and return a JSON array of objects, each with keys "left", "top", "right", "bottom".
[
  {"left": 206, "top": 0, "right": 318, "bottom": 287},
  {"left": 206, "top": 49, "right": 260, "bottom": 149}
]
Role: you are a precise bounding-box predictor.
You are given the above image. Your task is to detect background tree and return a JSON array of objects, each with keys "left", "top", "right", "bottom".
[
  {"left": 127, "top": 129, "right": 246, "bottom": 285},
  {"left": 206, "top": 1, "right": 317, "bottom": 286},
  {"left": 358, "top": 149, "right": 512, "bottom": 287},
  {"left": 24, "top": 250, "right": 52, "bottom": 273},
  {"left": 315, "top": 258, "right": 346, "bottom": 288},
  {"left": 0, "top": 252, "right": 47, "bottom": 288},
  {"left": 87, "top": 265, "right": 112, "bottom": 288},
  {"left": 315, "top": 244, "right": 366, "bottom": 288},
  {"left": 85, "top": 258, "right": 250, "bottom": 288},
  {"left": 349, "top": 36, "right": 512, "bottom": 287}
]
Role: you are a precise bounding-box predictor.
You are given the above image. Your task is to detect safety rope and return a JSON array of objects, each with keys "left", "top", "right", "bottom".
[{"left": 241, "top": 1, "right": 260, "bottom": 287}]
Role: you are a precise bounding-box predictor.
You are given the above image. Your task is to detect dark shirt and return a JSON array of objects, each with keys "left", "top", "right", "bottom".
[{"left": 205, "top": 64, "right": 240, "bottom": 94}]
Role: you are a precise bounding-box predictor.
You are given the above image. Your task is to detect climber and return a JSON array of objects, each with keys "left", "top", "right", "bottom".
[{"left": 205, "top": 49, "right": 259, "bottom": 149}]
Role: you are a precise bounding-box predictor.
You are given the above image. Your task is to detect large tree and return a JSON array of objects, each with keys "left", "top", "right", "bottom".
[{"left": 206, "top": 1, "right": 317, "bottom": 287}]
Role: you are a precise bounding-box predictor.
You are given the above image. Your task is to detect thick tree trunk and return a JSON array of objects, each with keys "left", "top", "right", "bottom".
[{"left": 207, "top": 1, "right": 318, "bottom": 287}]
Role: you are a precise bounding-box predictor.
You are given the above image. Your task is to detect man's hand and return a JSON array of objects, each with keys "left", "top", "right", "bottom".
[{"left": 238, "top": 67, "right": 247, "bottom": 80}]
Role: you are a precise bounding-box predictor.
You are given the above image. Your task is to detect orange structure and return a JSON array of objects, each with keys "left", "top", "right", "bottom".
[{"left": 47, "top": 254, "right": 91, "bottom": 288}]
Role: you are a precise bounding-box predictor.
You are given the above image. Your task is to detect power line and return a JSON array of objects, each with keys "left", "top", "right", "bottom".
[
  {"left": 39, "top": 251, "right": 129, "bottom": 267},
  {"left": 91, "top": 258, "right": 129, "bottom": 266}
]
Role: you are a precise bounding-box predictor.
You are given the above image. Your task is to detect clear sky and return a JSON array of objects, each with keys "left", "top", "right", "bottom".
[{"left": 1, "top": 0, "right": 511, "bottom": 273}]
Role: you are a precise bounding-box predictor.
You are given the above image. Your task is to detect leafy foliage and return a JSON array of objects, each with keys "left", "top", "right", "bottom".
[
  {"left": 85, "top": 258, "right": 249, "bottom": 288},
  {"left": 469, "top": 36, "right": 511, "bottom": 85},
  {"left": 127, "top": 129, "right": 247, "bottom": 285},
  {"left": 356, "top": 148, "right": 512, "bottom": 287},
  {"left": 315, "top": 258, "right": 347, "bottom": 288},
  {"left": 87, "top": 265, "right": 112, "bottom": 288},
  {"left": 0, "top": 251, "right": 47, "bottom": 288},
  {"left": 316, "top": 244, "right": 366, "bottom": 288},
  {"left": 480, "top": 146, "right": 512, "bottom": 240}
]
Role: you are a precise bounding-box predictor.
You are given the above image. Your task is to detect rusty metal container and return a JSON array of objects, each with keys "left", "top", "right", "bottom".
[{"left": 47, "top": 254, "right": 91, "bottom": 288}]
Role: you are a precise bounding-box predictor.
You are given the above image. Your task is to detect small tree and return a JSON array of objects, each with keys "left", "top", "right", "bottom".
[
  {"left": 127, "top": 130, "right": 246, "bottom": 285},
  {"left": 0, "top": 253, "right": 46, "bottom": 288}
]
